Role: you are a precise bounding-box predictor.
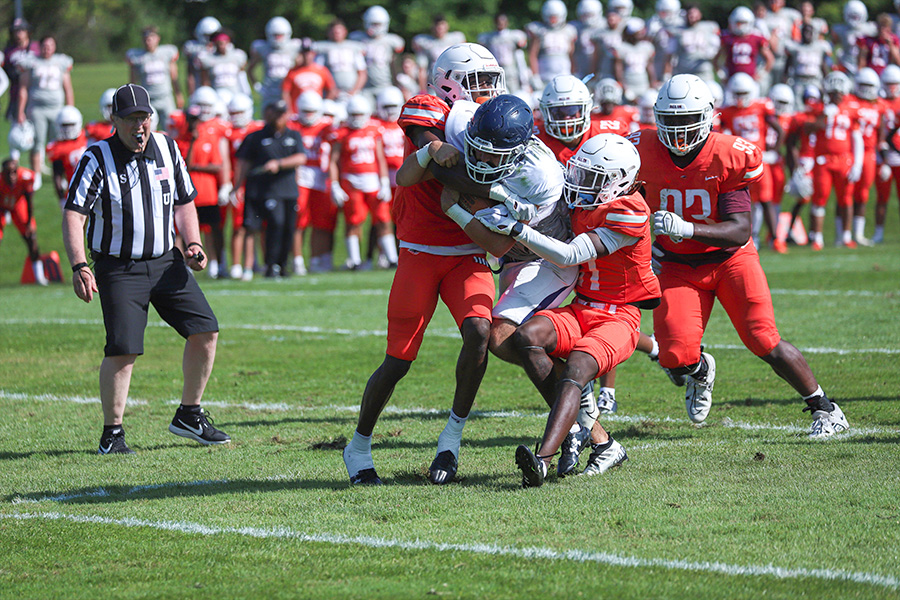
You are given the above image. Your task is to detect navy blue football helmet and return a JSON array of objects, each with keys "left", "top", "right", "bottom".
[{"left": 464, "top": 94, "right": 534, "bottom": 183}]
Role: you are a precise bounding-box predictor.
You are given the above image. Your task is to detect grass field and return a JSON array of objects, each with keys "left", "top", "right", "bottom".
[{"left": 2, "top": 64, "right": 900, "bottom": 599}]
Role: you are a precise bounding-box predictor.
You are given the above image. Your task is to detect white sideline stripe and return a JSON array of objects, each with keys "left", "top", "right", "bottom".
[
  {"left": 2, "top": 318, "right": 899, "bottom": 354},
  {"left": 11, "top": 479, "right": 229, "bottom": 505},
  {"left": 4, "top": 390, "right": 898, "bottom": 436},
  {"left": 2, "top": 512, "right": 897, "bottom": 590}
]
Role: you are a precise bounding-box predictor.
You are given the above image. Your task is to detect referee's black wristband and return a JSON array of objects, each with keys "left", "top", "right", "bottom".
[
  {"left": 186, "top": 242, "right": 203, "bottom": 250},
  {"left": 72, "top": 262, "right": 89, "bottom": 273}
]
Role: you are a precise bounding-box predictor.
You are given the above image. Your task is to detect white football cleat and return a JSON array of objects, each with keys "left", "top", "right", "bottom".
[
  {"left": 229, "top": 264, "right": 243, "bottom": 279},
  {"left": 685, "top": 352, "right": 716, "bottom": 423},
  {"left": 597, "top": 388, "right": 617, "bottom": 414},
  {"left": 809, "top": 402, "right": 850, "bottom": 439},
  {"left": 582, "top": 439, "right": 627, "bottom": 476}
]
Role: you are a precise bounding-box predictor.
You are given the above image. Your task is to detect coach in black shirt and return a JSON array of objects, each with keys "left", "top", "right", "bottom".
[
  {"left": 233, "top": 99, "right": 306, "bottom": 278},
  {"left": 62, "top": 84, "right": 230, "bottom": 454}
]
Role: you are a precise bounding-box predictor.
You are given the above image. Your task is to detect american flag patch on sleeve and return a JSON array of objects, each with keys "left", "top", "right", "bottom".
[{"left": 154, "top": 167, "right": 170, "bottom": 181}]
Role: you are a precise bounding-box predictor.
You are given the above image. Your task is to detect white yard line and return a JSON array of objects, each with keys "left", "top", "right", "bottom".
[{"left": 1, "top": 511, "right": 896, "bottom": 590}]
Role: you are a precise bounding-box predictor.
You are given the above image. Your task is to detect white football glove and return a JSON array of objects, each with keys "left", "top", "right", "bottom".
[
  {"left": 652, "top": 210, "right": 694, "bottom": 243},
  {"left": 503, "top": 196, "right": 537, "bottom": 222},
  {"left": 762, "top": 150, "right": 779, "bottom": 165},
  {"left": 475, "top": 205, "right": 518, "bottom": 235},
  {"left": 880, "top": 164, "right": 892, "bottom": 182},
  {"left": 218, "top": 182, "right": 233, "bottom": 206},
  {"left": 848, "top": 162, "right": 862, "bottom": 183},
  {"left": 377, "top": 177, "right": 392, "bottom": 202},
  {"left": 331, "top": 183, "right": 349, "bottom": 208}
]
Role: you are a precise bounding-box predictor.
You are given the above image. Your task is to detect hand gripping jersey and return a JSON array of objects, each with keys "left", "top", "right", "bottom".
[
  {"left": 46, "top": 131, "right": 88, "bottom": 182},
  {"left": 571, "top": 191, "right": 660, "bottom": 306},
  {"left": 810, "top": 98, "right": 861, "bottom": 156},
  {"left": 392, "top": 93, "right": 473, "bottom": 246},
  {"left": 627, "top": 129, "right": 762, "bottom": 260},
  {"left": 719, "top": 99, "right": 775, "bottom": 152}
]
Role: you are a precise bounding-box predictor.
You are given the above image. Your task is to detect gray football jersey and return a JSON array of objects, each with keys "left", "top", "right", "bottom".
[
  {"left": 349, "top": 31, "right": 405, "bottom": 90},
  {"left": 20, "top": 53, "right": 73, "bottom": 107},
  {"left": 314, "top": 39, "right": 368, "bottom": 92},
  {"left": 198, "top": 47, "right": 248, "bottom": 95},
  {"left": 126, "top": 45, "right": 178, "bottom": 100},
  {"left": 250, "top": 38, "right": 301, "bottom": 106}
]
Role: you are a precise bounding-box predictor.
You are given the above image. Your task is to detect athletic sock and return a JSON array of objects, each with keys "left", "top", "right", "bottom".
[
  {"left": 436, "top": 410, "right": 466, "bottom": 457},
  {"left": 648, "top": 335, "right": 660, "bottom": 360},
  {"left": 344, "top": 430, "right": 375, "bottom": 474},
  {"left": 853, "top": 216, "right": 866, "bottom": 240},
  {"left": 345, "top": 236, "right": 361, "bottom": 266},
  {"left": 802, "top": 386, "right": 833, "bottom": 412},
  {"left": 178, "top": 404, "right": 201, "bottom": 414},
  {"left": 379, "top": 234, "right": 398, "bottom": 263}
]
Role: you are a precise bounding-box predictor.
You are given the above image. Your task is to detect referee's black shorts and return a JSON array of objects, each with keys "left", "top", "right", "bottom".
[{"left": 93, "top": 248, "right": 219, "bottom": 357}]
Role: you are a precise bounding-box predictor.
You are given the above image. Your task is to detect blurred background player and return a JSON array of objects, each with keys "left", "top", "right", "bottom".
[
  {"left": 248, "top": 17, "right": 301, "bottom": 113},
  {"left": 527, "top": 0, "right": 577, "bottom": 89},
  {"left": 478, "top": 14, "right": 529, "bottom": 94},
  {"left": 86, "top": 88, "right": 116, "bottom": 144},
  {"left": 224, "top": 93, "right": 262, "bottom": 280},
  {"left": 784, "top": 23, "right": 833, "bottom": 107},
  {"left": 613, "top": 17, "right": 657, "bottom": 103},
  {"left": 3, "top": 18, "right": 38, "bottom": 122},
  {"left": 327, "top": 94, "right": 393, "bottom": 271},
  {"left": 570, "top": 0, "right": 604, "bottom": 81},
  {"left": 127, "top": 26, "right": 182, "bottom": 131},
  {"left": 281, "top": 38, "right": 337, "bottom": 116},
  {"left": 857, "top": 13, "right": 900, "bottom": 75},
  {"left": 875, "top": 64, "right": 900, "bottom": 244},
  {"left": 45, "top": 105, "right": 86, "bottom": 209},
  {"left": 831, "top": 0, "right": 875, "bottom": 78},
  {"left": 782, "top": 84, "right": 822, "bottom": 244},
  {"left": 184, "top": 16, "right": 221, "bottom": 95},
  {"left": 668, "top": 4, "right": 720, "bottom": 83},
  {"left": 350, "top": 6, "right": 406, "bottom": 102},
  {"left": 0, "top": 157, "right": 47, "bottom": 284},
  {"left": 848, "top": 67, "right": 884, "bottom": 247},
  {"left": 197, "top": 30, "right": 249, "bottom": 105},
  {"left": 369, "top": 86, "right": 405, "bottom": 268},
  {"left": 315, "top": 19, "right": 367, "bottom": 102},
  {"left": 716, "top": 6, "right": 774, "bottom": 84},
  {"left": 646, "top": 0, "right": 685, "bottom": 83},
  {"left": 767, "top": 83, "right": 796, "bottom": 253},
  {"left": 591, "top": 78, "right": 639, "bottom": 135},
  {"left": 412, "top": 15, "right": 466, "bottom": 93}
]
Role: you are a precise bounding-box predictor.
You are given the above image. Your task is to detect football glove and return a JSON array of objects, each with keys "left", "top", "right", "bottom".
[
  {"left": 652, "top": 210, "right": 694, "bottom": 243},
  {"left": 475, "top": 205, "right": 518, "bottom": 235},
  {"left": 331, "top": 183, "right": 349, "bottom": 208}
]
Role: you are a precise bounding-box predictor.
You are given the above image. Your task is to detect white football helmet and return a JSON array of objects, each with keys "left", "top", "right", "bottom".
[
  {"left": 228, "top": 93, "right": 254, "bottom": 128},
  {"left": 266, "top": 16, "right": 292, "bottom": 48},
  {"left": 322, "top": 99, "right": 347, "bottom": 127},
  {"left": 728, "top": 6, "right": 755, "bottom": 36},
  {"left": 824, "top": 70, "right": 853, "bottom": 98},
  {"left": 727, "top": 72, "right": 758, "bottom": 107},
  {"left": 769, "top": 84, "right": 795, "bottom": 115},
  {"left": 364, "top": 5, "right": 391, "bottom": 37},
  {"left": 596, "top": 77, "right": 624, "bottom": 105},
  {"left": 565, "top": 134, "right": 641, "bottom": 208},
  {"left": 843, "top": 0, "right": 867, "bottom": 27},
  {"left": 542, "top": 0, "right": 568, "bottom": 28},
  {"left": 346, "top": 95, "right": 372, "bottom": 129},
  {"left": 56, "top": 106, "right": 83, "bottom": 140},
  {"left": 638, "top": 88, "right": 658, "bottom": 124},
  {"left": 654, "top": 74, "right": 715, "bottom": 156},
  {"left": 430, "top": 43, "right": 506, "bottom": 106},
  {"left": 577, "top": 0, "right": 603, "bottom": 27},
  {"left": 375, "top": 86, "right": 404, "bottom": 122},
  {"left": 296, "top": 91, "right": 324, "bottom": 126},
  {"left": 8, "top": 120, "right": 35, "bottom": 154},
  {"left": 802, "top": 84, "right": 822, "bottom": 106},
  {"left": 855, "top": 67, "right": 881, "bottom": 101},
  {"left": 707, "top": 80, "right": 724, "bottom": 108},
  {"left": 540, "top": 75, "right": 592, "bottom": 143},
  {"left": 195, "top": 17, "right": 222, "bottom": 44},
  {"left": 608, "top": 0, "right": 633, "bottom": 19},
  {"left": 656, "top": 0, "right": 682, "bottom": 24},
  {"left": 881, "top": 64, "right": 900, "bottom": 98},
  {"left": 190, "top": 86, "right": 221, "bottom": 121},
  {"left": 100, "top": 88, "right": 116, "bottom": 121}
]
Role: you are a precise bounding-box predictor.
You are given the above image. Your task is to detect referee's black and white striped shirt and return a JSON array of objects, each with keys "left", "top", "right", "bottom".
[{"left": 65, "top": 130, "right": 196, "bottom": 260}]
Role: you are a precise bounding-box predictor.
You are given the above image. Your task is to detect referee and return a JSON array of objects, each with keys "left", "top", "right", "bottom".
[{"left": 62, "top": 83, "right": 230, "bottom": 454}]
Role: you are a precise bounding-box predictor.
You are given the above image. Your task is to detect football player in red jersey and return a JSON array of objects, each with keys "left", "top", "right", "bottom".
[
  {"left": 85, "top": 88, "right": 116, "bottom": 144},
  {"left": 224, "top": 93, "right": 263, "bottom": 280},
  {"left": 368, "top": 86, "right": 405, "bottom": 268},
  {"left": 475, "top": 134, "right": 660, "bottom": 486},
  {"left": 849, "top": 68, "right": 885, "bottom": 246},
  {"left": 766, "top": 84, "right": 795, "bottom": 253},
  {"left": 719, "top": 73, "right": 783, "bottom": 252},
  {"left": 590, "top": 78, "right": 640, "bottom": 135},
  {"left": 875, "top": 65, "right": 900, "bottom": 244},
  {"left": 782, "top": 85, "right": 822, "bottom": 244},
  {"left": 716, "top": 6, "right": 774, "bottom": 82},
  {"left": 342, "top": 43, "right": 505, "bottom": 486},
  {"left": 327, "top": 94, "right": 395, "bottom": 271},
  {"left": 46, "top": 106, "right": 87, "bottom": 208},
  {"left": 0, "top": 158, "right": 47, "bottom": 285},
  {"left": 806, "top": 71, "right": 863, "bottom": 250},
  {"left": 628, "top": 74, "right": 848, "bottom": 439},
  {"left": 289, "top": 91, "right": 334, "bottom": 275}
]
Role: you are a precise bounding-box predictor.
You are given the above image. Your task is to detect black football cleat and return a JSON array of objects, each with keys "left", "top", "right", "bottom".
[
  {"left": 349, "top": 468, "right": 384, "bottom": 485},
  {"left": 515, "top": 445, "right": 547, "bottom": 488},
  {"left": 428, "top": 450, "right": 458, "bottom": 485}
]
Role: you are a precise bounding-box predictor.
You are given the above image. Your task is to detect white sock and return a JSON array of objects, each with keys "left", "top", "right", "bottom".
[
  {"left": 842, "top": 228, "right": 853, "bottom": 244},
  {"left": 345, "top": 236, "right": 361, "bottom": 266},
  {"left": 599, "top": 386, "right": 616, "bottom": 398},
  {"left": 344, "top": 430, "right": 375, "bottom": 475},
  {"left": 209, "top": 259, "right": 219, "bottom": 277},
  {"left": 648, "top": 334, "right": 659, "bottom": 359},
  {"left": 802, "top": 385, "right": 824, "bottom": 401},
  {"left": 853, "top": 216, "right": 866, "bottom": 239},
  {"left": 436, "top": 410, "right": 466, "bottom": 457},
  {"left": 378, "top": 234, "right": 398, "bottom": 263},
  {"left": 33, "top": 260, "right": 47, "bottom": 285},
  {"left": 874, "top": 225, "right": 884, "bottom": 242},
  {"left": 293, "top": 255, "right": 306, "bottom": 274},
  {"left": 813, "top": 231, "right": 824, "bottom": 245}
]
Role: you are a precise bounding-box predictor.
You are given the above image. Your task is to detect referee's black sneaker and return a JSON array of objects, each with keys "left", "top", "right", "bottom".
[
  {"left": 168, "top": 406, "right": 231, "bottom": 445},
  {"left": 98, "top": 427, "right": 135, "bottom": 455}
]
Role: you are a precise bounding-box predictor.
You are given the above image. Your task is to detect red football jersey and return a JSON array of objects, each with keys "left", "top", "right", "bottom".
[
  {"left": 392, "top": 93, "right": 473, "bottom": 246},
  {"left": 853, "top": 96, "right": 887, "bottom": 152},
  {"left": 538, "top": 119, "right": 610, "bottom": 166},
  {"left": 377, "top": 118, "right": 405, "bottom": 171},
  {"left": 810, "top": 98, "right": 861, "bottom": 156},
  {"left": 0, "top": 167, "right": 35, "bottom": 211},
  {"left": 282, "top": 63, "right": 337, "bottom": 114},
  {"left": 719, "top": 99, "right": 775, "bottom": 152},
  {"left": 85, "top": 121, "right": 115, "bottom": 144},
  {"left": 46, "top": 132, "right": 88, "bottom": 181},
  {"left": 571, "top": 191, "right": 660, "bottom": 305},
  {"left": 589, "top": 105, "right": 639, "bottom": 135},
  {"left": 627, "top": 129, "right": 762, "bottom": 257},
  {"left": 328, "top": 123, "right": 384, "bottom": 176},
  {"left": 227, "top": 121, "right": 265, "bottom": 168},
  {"left": 177, "top": 124, "right": 227, "bottom": 208},
  {"left": 721, "top": 32, "right": 770, "bottom": 77}
]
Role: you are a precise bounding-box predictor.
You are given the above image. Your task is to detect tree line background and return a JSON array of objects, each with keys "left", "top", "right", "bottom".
[{"left": 2, "top": 0, "right": 897, "bottom": 63}]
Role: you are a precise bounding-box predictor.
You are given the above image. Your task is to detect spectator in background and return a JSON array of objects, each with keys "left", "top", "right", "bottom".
[
  {"left": 570, "top": 0, "right": 605, "bottom": 81},
  {"left": 16, "top": 35, "right": 74, "bottom": 188},
  {"left": 233, "top": 99, "right": 306, "bottom": 279},
  {"left": 198, "top": 30, "right": 250, "bottom": 104},
  {"left": 668, "top": 4, "right": 720, "bottom": 82},
  {"left": 184, "top": 17, "right": 221, "bottom": 96},
  {"left": 3, "top": 18, "right": 38, "bottom": 122},
  {"left": 857, "top": 13, "right": 900, "bottom": 75},
  {"left": 248, "top": 17, "right": 302, "bottom": 113},
  {"left": 479, "top": 14, "right": 529, "bottom": 94},
  {"left": 315, "top": 20, "right": 367, "bottom": 101},
  {"left": 0, "top": 157, "right": 47, "bottom": 285},
  {"left": 127, "top": 26, "right": 183, "bottom": 131},
  {"left": 527, "top": 0, "right": 577, "bottom": 89},
  {"left": 282, "top": 38, "right": 337, "bottom": 116},
  {"left": 350, "top": 6, "right": 406, "bottom": 102},
  {"left": 412, "top": 15, "right": 466, "bottom": 92}
]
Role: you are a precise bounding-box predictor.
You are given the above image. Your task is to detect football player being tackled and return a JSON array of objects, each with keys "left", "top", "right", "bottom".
[{"left": 629, "top": 74, "right": 848, "bottom": 439}]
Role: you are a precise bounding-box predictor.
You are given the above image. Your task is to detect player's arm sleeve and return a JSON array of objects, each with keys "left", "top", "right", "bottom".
[
  {"left": 513, "top": 226, "right": 598, "bottom": 267},
  {"left": 64, "top": 149, "right": 104, "bottom": 215}
]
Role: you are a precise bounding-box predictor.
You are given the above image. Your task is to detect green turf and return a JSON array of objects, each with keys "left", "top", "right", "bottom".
[{"left": 2, "top": 64, "right": 900, "bottom": 600}]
